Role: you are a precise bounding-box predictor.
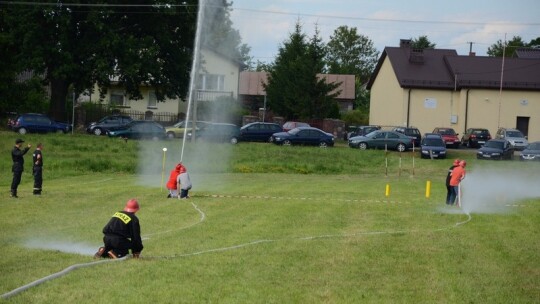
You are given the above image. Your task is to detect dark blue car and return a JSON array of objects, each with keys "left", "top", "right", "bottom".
[
  {"left": 477, "top": 139, "right": 514, "bottom": 160},
  {"left": 271, "top": 127, "right": 334, "bottom": 147},
  {"left": 9, "top": 113, "right": 71, "bottom": 135},
  {"left": 238, "top": 122, "right": 283, "bottom": 142}
]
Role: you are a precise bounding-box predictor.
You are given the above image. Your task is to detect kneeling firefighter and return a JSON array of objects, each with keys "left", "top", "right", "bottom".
[{"left": 95, "top": 199, "right": 144, "bottom": 259}]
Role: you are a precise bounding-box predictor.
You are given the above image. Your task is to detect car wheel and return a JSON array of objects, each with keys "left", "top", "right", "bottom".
[
  {"left": 283, "top": 139, "right": 292, "bottom": 146},
  {"left": 93, "top": 128, "right": 102, "bottom": 136},
  {"left": 319, "top": 141, "right": 328, "bottom": 148},
  {"left": 230, "top": 137, "right": 238, "bottom": 144},
  {"left": 268, "top": 136, "right": 273, "bottom": 143},
  {"left": 18, "top": 128, "right": 27, "bottom": 135},
  {"left": 396, "top": 143, "right": 406, "bottom": 152},
  {"left": 358, "top": 142, "right": 368, "bottom": 150},
  {"left": 166, "top": 132, "right": 175, "bottom": 139}
]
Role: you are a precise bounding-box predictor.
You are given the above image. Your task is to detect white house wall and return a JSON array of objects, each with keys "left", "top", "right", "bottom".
[{"left": 369, "top": 58, "right": 405, "bottom": 126}]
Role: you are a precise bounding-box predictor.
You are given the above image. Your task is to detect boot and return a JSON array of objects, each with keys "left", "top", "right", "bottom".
[
  {"left": 94, "top": 247, "right": 106, "bottom": 259},
  {"left": 10, "top": 190, "right": 18, "bottom": 198},
  {"left": 108, "top": 250, "right": 119, "bottom": 259}
]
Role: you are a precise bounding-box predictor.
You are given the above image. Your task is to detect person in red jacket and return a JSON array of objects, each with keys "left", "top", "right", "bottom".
[
  {"left": 166, "top": 163, "right": 182, "bottom": 198},
  {"left": 94, "top": 199, "right": 143, "bottom": 259},
  {"left": 448, "top": 160, "right": 466, "bottom": 206}
]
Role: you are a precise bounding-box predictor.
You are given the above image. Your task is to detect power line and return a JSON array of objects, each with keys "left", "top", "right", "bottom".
[{"left": 232, "top": 6, "right": 540, "bottom": 27}]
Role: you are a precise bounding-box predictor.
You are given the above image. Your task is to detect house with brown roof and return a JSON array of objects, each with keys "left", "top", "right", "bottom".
[
  {"left": 238, "top": 71, "right": 356, "bottom": 115},
  {"left": 367, "top": 39, "right": 540, "bottom": 141}
]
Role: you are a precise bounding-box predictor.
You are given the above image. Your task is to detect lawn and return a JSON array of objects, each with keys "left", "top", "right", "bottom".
[{"left": 0, "top": 132, "right": 538, "bottom": 303}]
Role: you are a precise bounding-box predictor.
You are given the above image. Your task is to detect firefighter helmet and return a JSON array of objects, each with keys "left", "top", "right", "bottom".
[{"left": 124, "top": 199, "right": 140, "bottom": 213}]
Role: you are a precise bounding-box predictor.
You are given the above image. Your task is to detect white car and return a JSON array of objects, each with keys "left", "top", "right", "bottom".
[{"left": 495, "top": 128, "right": 528, "bottom": 151}]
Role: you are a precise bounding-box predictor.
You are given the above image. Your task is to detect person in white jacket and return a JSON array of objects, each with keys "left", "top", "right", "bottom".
[{"left": 177, "top": 164, "right": 192, "bottom": 199}]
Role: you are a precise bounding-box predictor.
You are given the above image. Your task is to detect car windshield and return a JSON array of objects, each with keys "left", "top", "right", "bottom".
[
  {"left": 527, "top": 142, "right": 540, "bottom": 150},
  {"left": 485, "top": 141, "right": 504, "bottom": 149},
  {"left": 440, "top": 129, "right": 455, "bottom": 135},
  {"left": 473, "top": 129, "right": 489, "bottom": 135},
  {"left": 288, "top": 128, "right": 301, "bottom": 135},
  {"left": 506, "top": 131, "right": 524, "bottom": 137},
  {"left": 423, "top": 138, "right": 444, "bottom": 146}
]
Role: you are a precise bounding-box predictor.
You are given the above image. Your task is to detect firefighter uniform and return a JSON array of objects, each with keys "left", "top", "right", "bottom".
[{"left": 32, "top": 144, "right": 43, "bottom": 195}]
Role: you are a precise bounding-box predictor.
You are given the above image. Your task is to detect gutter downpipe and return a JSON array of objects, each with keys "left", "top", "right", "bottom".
[
  {"left": 406, "top": 89, "right": 411, "bottom": 127},
  {"left": 464, "top": 89, "right": 470, "bottom": 132}
]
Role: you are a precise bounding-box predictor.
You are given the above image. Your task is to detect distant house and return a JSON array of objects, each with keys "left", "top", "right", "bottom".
[
  {"left": 367, "top": 39, "right": 540, "bottom": 141},
  {"left": 238, "top": 71, "right": 356, "bottom": 115},
  {"left": 87, "top": 48, "right": 241, "bottom": 122}
]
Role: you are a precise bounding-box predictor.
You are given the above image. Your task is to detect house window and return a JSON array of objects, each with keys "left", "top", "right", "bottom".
[
  {"left": 198, "top": 74, "right": 225, "bottom": 91},
  {"left": 148, "top": 91, "right": 157, "bottom": 108},
  {"left": 110, "top": 90, "right": 129, "bottom": 107}
]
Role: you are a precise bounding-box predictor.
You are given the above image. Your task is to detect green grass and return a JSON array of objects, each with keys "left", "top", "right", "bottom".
[{"left": 0, "top": 132, "right": 538, "bottom": 303}]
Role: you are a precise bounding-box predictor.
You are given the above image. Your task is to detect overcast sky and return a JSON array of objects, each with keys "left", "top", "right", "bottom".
[{"left": 229, "top": 0, "right": 540, "bottom": 63}]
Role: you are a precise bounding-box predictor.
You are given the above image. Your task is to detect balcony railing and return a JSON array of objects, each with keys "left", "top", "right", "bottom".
[{"left": 196, "top": 90, "right": 233, "bottom": 102}]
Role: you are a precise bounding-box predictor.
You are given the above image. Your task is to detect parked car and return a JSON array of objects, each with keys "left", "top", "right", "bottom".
[
  {"left": 271, "top": 127, "right": 334, "bottom": 147},
  {"left": 165, "top": 120, "right": 210, "bottom": 139},
  {"left": 392, "top": 127, "right": 421, "bottom": 147},
  {"left": 282, "top": 121, "right": 310, "bottom": 132},
  {"left": 519, "top": 141, "right": 540, "bottom": 161},
  {"left": 461, "top": 128, "right": 491, "bottom": 148},
  {"left": 238, "top": 122, "right": 283, "bottom": 142},
  {"left": 107, "top": 120, "right": 166, "bottom": 140},
  {"left": 9, "top": 113, "right": 71, "bottom": 134},
  {"left": 432, "top": 127, "right": 460, "bottom": 148},
  {"left": 86, "top": 115, "right": 133, "bottom": 136},
  {"left": 347, "top": 125, "right": 381, "bottom": 140},
  {"left": 348, "top": 130, "right": 414, "bottom": 152},
  {"left": 476, "top": 139, "right": 514, "bottom": 160},
  {"left": 495, "top": 128, "right": 528, "bottom": 151},
  {"left": 188, "top": 123, "right": 240, "bottom": 144},
  {"left": 420, "top": 133, "right": 447, "bottom": 159}
]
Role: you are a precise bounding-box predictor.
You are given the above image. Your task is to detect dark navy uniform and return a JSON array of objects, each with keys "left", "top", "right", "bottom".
[
  {"left": 11, "top": 140, "right": 30, "bottom": 198},
  {"left": 100, "top": 211, "right": 143, "bottom": 258},
  {"left": 32, "top": 145, "right": 43, "bottom": 195}
]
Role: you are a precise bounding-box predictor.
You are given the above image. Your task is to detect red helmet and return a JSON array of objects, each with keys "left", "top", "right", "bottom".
[
  {"left": 453, "top": 159, "right": 460, "bottom": 166},
  {"left": 124, "top": 199, "right": 140, "bottom": 213},
  {"left": 175, "top": 163, "right": 183, "bottom": 172},
  {"left": 459, "top": 160, "right": 467, "bottom": 167}
]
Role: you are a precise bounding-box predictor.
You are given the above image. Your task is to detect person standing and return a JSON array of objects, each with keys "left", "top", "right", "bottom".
[
  {"left": 166, "top": 163, "right": 182, "bottom": 198},
  {"left": 32, "top": 143, "right": 43, "bottom": 195},
  {"left": 94, "top": 199, "right": 144, "bottom": 259},
  {"left": 177, "top": 164, "right": 192, "bottom": 199},
  {"left": 11, "top": 139, "right": 31, "bottom": 198},
  {"left": 445, "top": 159, "right": 460, "bottom": 205},
  {"left": 448, "top": 160, "right": 466, "bottom": 206}
]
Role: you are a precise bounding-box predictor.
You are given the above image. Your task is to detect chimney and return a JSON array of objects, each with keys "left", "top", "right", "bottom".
[
  {"left": 409, "top": 48, "right": 424, "bottom": 64},
  {"left": 400, "top": 39, "right": 411, "bottom": 48},
  {"left": 469, "top": 52, "right": 476, "bottom": 56}
]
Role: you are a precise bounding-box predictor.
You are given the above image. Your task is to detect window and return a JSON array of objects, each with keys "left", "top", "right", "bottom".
[
  {"left": 198, "top": 74, "right": 225, "bottom": 91},
  {"left": 110, "top": 90, "right": 126, "bottom": 106},
  {"left": 148, "top": 91, "right": 157, "bottom": 108}
]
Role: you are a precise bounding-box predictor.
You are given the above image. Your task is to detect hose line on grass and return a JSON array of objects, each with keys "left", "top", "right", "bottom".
[{"left": 1, "top": 257, "right": 127, "bottom": 300}]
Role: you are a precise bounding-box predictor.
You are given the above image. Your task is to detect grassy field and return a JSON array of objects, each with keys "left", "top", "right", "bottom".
[{"left": 0, "top": 132, "right": 539, "bottom": 303}]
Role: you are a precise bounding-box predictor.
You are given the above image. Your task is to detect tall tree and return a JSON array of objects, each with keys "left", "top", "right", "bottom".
[
  {"left": 325, "top": 26, "right": 379, "bottom": 84},
  {"left": 410, "top": 35, "right": 436, "bottom": 49},
  {"left": 201, "top": 0, "right": 252, "bottom": 68},
  {"left": 487, "top": 36, "right": 526, "bottom": 57},
  {"left": 1, "top": 0, "right": 198, "bottom": 121},
  {"left": 264, "top": 21, "right": 339, "bottom": 120}
]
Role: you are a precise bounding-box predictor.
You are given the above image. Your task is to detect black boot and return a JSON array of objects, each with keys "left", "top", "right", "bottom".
[{"left": 10, "top": 190, "right": 18, "bottom": 198}]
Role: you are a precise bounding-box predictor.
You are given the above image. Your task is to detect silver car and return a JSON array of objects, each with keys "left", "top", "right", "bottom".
[{"left": 495, "top": 128, "right": 528, "bottom": 151}]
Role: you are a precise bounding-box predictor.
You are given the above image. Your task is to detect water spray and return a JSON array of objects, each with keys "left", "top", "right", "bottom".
[{"left": 180, "top": 0, "right": 205, "bottom": 162}]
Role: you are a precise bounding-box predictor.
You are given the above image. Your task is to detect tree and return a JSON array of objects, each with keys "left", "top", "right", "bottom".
[
  {"left": 264, "top": 21, "right": 339, "bottom": 120},
  {"left": 487, "top": 36, "right": 526, "bottom": 57},
  {"left": 410, "top": 35, "right": 436, "bottom": 49},
  {"left": 201, "top": 0, "right": 252, "bottom": 69},
  {"left": 325, "top": 26, "right": 379, "bottom": 85},
  {"left": 1, "top": 1, "right": 198, "bottom": 121}
]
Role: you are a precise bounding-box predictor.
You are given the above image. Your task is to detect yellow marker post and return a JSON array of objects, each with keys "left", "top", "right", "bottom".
[
  {"left": 161, "top": 147, "right": 168, "bottom": 191},
  {"left": 425, "top": 180, "right": 431, "bottom": 198},
  {"left": 385, "top": 184, "right": 390, "bottom": 197}
]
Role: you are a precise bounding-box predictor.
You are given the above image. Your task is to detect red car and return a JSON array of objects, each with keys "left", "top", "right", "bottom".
[{"left": 432, "top": 127, "right": 460, "bottom": 148}]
